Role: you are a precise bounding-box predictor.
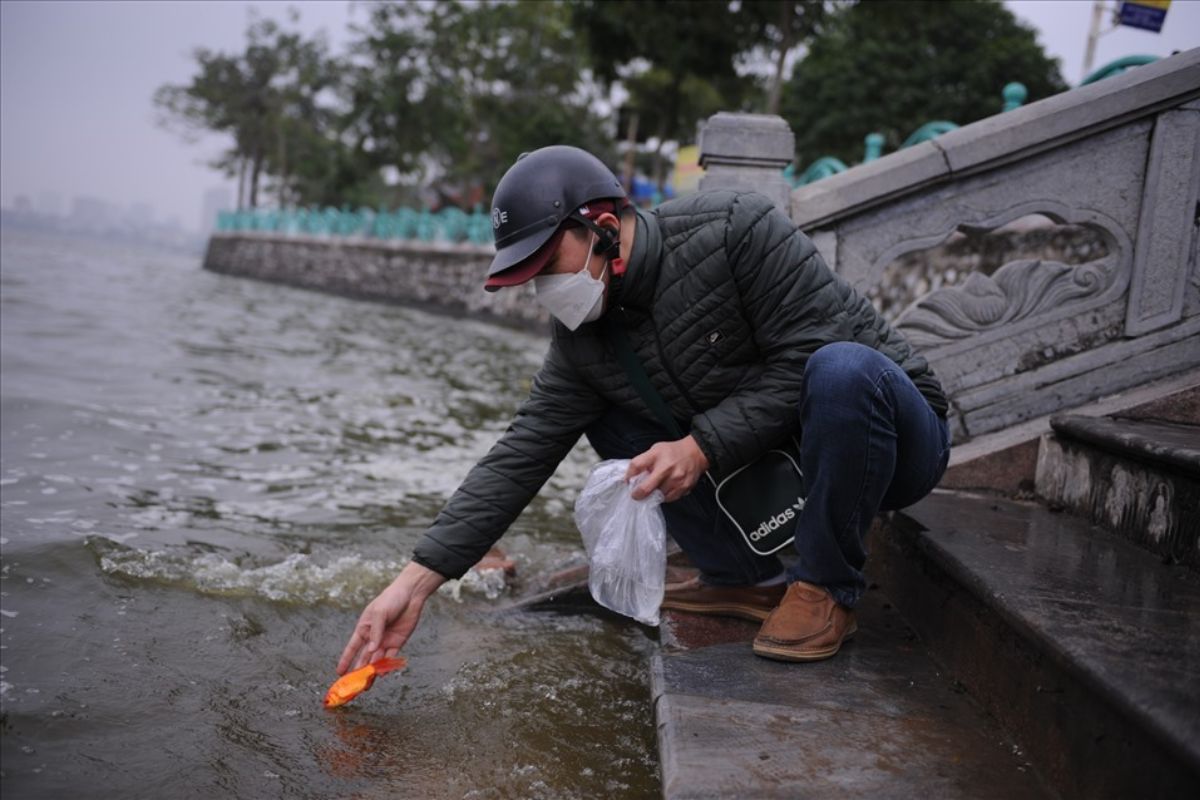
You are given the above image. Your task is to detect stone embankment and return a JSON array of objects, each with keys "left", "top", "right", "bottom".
[{"left": 203, "top": 231, "right": 549, "bottom": 331}]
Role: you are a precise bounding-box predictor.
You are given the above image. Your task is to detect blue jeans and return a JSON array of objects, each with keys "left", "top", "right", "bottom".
[{"left": 585, "top": 342, "right": 950, "bottom": 608}]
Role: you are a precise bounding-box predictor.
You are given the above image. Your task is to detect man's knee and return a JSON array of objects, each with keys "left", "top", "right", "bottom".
[{"left": 803, "top": 342, "right": 894, "bottom": 404}]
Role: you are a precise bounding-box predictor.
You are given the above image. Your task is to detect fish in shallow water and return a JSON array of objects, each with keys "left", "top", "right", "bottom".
[{"left": 323, "top": 656, "right": 408, "bottom": 708}]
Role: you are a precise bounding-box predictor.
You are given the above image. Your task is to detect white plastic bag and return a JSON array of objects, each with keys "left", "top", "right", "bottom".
[{"left": 574, "top": 459, "right": 667, "bottom": 626}]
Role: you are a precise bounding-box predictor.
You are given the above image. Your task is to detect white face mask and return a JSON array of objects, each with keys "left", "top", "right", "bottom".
[{"left": 532, "top": 231, "right": 608, "bottom": 331}]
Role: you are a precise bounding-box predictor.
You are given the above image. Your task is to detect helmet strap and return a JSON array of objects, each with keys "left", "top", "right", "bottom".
[
  {"left": 567, "top": 215, "right": 616, "bottom": 255},
  {"left": 568, "top": 203, "right": 626, "bottom": 302}
]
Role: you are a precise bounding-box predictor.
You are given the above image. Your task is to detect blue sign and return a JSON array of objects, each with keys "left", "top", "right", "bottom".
[{"left": 1118, "top": 1, "right": 1170, "bottom": 33}]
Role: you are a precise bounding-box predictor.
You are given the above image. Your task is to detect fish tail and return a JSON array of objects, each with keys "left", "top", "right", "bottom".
[{"left": 370, "top": 656, "right": 408, "bottom": 675}]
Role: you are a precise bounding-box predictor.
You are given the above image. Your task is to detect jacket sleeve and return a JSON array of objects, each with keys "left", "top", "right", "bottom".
[
  {"left": 688, "top": 193, "right": 931, "bottom": 476},
  {"left": 411, "top": 341, "right": 607, "bottom": 579}
]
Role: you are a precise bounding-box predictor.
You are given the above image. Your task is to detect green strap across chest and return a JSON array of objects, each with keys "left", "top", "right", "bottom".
[{"left": 604, "top": 317, "right": 685, "bottom": 440}]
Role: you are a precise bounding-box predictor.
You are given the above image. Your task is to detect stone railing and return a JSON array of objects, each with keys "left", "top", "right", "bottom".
[
  {"left": 699, "top": 48, "right": 1200, "bottom": 448},
  {"left": 216, "top": 206, "right": 494, "bottom": 245}
]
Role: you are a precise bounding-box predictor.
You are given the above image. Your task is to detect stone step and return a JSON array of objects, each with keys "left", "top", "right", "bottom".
[
  {"left": 875, "top": 491, "right": 1200, "bottom": 799},
  {"left": 651, "top": 589, "right": 1054, "bottom": 799},
  {"left": 1036, "top": 413, "right": 1200, "bottom": 568}
]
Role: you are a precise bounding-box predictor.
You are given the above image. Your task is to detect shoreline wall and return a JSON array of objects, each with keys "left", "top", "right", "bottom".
[{"left": 202, "top": 231, "right": 550, "bottom": 332}]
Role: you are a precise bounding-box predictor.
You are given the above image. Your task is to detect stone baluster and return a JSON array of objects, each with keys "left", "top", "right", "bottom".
[{"left": 697, "top": 112, "right": 796, "bottom": 214}]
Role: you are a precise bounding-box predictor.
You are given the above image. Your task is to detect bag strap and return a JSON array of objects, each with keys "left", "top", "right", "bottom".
[{"left": 604, "top": 317, "right": 685, "bottom": 440}]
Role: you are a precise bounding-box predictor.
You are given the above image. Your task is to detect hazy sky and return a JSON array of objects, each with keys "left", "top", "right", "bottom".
[{"left": 1, "top": 0, "right": 1197, "bottom": 233}]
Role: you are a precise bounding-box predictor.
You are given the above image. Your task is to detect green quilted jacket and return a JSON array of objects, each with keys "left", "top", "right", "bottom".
[{"left": 412, "top": 190, "right": 947, "bottom": 579}]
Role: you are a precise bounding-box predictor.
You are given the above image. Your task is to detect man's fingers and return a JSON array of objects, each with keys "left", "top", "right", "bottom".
[
  {"left": 338, "top": 606, "right": 386, "bottom": 673},
  {"left": 632, "top": 463, "right": 668, "bottom": 499},
  {"left": 337, "top": 625, "right": 370, "bottom": 675},
  {"left": 354, "top": 644, "right": 378, "bottom": 671},
  {"left": 626, "top": 451, "right": 654, "bottom": 481}
]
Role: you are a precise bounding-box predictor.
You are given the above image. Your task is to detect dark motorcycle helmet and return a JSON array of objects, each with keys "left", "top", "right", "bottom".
[{"left": 485, "top": 146, "right": 625, "bottom": 288}]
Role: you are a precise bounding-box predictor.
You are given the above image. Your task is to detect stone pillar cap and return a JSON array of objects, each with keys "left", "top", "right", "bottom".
[{"left": 699, "top": 113, "right": 795, "bottom": 168}]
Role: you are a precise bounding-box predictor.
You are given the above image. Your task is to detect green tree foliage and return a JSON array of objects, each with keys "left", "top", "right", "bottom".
[
  {"left": 738, "top": 1, "right": 831, "bottom": 115},
  {"left": 154, "top": 12, "right": 343, "bottom": 208},
  {"left": 344, "top": 0, "right": 614, "bottom": 205},
  {"left": 780, "top": 0, "right": 1067, "bottom": 167},
  {"left": 571, "top": 0, "right": 760, "bottom": 188}
]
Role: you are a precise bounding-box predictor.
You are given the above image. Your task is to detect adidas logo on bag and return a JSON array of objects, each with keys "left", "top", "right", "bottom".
[{"left": 748, "top": 497, "right": 806, "bottom": 541}]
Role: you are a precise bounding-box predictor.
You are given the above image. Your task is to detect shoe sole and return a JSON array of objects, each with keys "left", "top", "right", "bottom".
[
  {"left": 660, "top": 599, "right": 775, "bottom": 623},
  {"left": 751, "top": 623, "right": 858, "bottom": 662}
]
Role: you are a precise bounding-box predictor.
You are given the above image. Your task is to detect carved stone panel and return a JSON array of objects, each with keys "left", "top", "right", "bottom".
[
  {"left": 893, "top": 220, "right": 1125, "bottom": 352},
  {"left": 1124, "top": 107, "right": 1200, "bottom": 335},
  {"left": 830, "top": 119, "right": 1151, "bottom": 292}
]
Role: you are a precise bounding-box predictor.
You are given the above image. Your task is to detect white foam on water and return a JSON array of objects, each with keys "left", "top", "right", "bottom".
[
  {"left": 440, "top": 567, "right": 508, "bottom": 602},
  {"left": 94, "top": 540, "right": 511, "bottom": 607},
  {"left": 0, "top": 610, "right": 17, "bottom": 618},
  {"left": 96, "top": 544, "right": 394, "bottom": 606}
]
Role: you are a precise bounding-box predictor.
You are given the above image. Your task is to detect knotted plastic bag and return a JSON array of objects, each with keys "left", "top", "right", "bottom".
[{"left": 574, "top": 459, "right": 666, "bottom": 626}]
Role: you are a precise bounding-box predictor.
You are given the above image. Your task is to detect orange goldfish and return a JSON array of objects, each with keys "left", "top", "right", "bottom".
[{"left": 323, "top": 656, "right": 407, "bottom": 708}]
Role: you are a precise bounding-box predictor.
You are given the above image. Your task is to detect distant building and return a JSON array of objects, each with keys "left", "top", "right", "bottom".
[
  {"left": 200, "top": 186, "right": 232, "bottom": 233},
  {"left": 37, "top": 192, "right": 63, "bottom": 217},
  {"left": 126, "top": 202, "right": 154, "bottom": 229},
  {"left": 71, "top": 195, "right": 117, "bottom": 231}
]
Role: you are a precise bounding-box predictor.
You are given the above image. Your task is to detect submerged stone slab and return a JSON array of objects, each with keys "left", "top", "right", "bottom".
[{"left": 653, "top": 591, "right": 1050, "bottom": 799}]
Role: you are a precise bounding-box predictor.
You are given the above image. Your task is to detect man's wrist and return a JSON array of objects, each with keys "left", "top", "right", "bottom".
[
  {"left": 399, "top": 560, "right": 447, "bottom": 600},
  {"left": 685, "top": 434, "right": 710, "bottom": 471}
]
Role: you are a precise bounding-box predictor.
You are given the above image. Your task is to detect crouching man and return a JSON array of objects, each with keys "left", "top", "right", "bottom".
[{"left": 337, "top": 145, "right": 950, "bottom": 674}]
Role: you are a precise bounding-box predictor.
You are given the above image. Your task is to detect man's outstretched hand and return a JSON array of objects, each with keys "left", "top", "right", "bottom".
[
  {"left": 336, "top": 561, "right": 446, "bottom": 674},
  {"left": 625, "top": 434, "right": 710, "bottom": 503}
]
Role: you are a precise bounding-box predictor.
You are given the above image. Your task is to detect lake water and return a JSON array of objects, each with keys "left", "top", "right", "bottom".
[{"left": 0, "top": 230, "right": 659, "bottom": 798}]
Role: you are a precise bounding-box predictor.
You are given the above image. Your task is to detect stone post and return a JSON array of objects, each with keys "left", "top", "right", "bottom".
[{"left": 697, "top": 112, "right": 796, "bottom": 214}]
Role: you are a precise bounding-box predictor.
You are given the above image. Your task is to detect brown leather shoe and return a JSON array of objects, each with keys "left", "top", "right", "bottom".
[
  {"left": 661, "top": 576, "right": 787, "bottom": 622},
  {"left": 752, "top": 580, "right": 857, "bottom": 662}
]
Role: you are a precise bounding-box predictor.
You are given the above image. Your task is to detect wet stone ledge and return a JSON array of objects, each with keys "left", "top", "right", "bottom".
[{"left": 203, "top": 231, "right": 551, "bottom": 332}]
